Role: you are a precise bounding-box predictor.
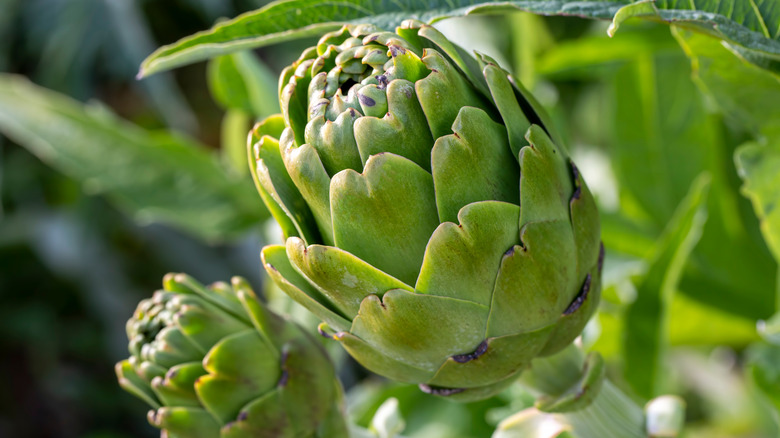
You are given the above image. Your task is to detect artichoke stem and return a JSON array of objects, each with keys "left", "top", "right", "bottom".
[
  {"left": 520, "top": 345, "right": 646, "bottom": 438},
  {"left": 561, "top": 381, "right": 646, "bottom": 438}
]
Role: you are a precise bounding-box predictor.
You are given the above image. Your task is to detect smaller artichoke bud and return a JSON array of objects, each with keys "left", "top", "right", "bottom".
[{"left": 115, "top": 274, "right": 348, "bottom": 438}]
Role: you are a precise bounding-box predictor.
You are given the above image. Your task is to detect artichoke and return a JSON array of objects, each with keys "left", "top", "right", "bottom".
[
  {"left": 115, "top": 274, "right": 348, "bottom": 438},
  {"left": 251, "top": 20, "right": 602, "bottom": 401}
]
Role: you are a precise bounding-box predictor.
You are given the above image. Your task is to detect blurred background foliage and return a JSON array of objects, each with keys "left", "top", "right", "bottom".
[{"left": 0, "top": 1, "right": 779, "bottom": 437}]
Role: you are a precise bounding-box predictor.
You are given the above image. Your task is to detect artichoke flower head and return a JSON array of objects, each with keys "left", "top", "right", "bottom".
[
  {"left": 252, "top": 20, "right": 603, "bottom": 402},
  {"left": 115, "top": 274, "right": 348, "bottom": 438}
]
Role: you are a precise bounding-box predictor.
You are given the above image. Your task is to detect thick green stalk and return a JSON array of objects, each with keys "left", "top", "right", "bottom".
[
  {"left": 563, "top": 382, "right": 645, "bottom": 438},
  {"left": 519, "top": 345, "right": 646, "bottom": 438}
]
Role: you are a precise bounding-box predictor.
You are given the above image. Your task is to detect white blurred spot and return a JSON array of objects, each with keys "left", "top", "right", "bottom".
[{"left": 571, "top": 147, "right": 619, "bottom": 212}]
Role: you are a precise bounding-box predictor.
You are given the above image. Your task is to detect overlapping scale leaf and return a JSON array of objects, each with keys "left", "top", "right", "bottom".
[
  {"left": 116, "top": 360, "right": 161, "bottom": 409},
  {"left": 431, "top": 107, "right": 520, "bottom": 223},
  {"left": 486, "top": 219, "right": 578, "bottom": 338},
  {"left": 151, "top": 362, "right": 205, "bottom": 407},
  {"left": 350, "top": 289, "right": 489, "bottom": 372},
  {"left": 416, "top": 201, "right": 519, "bottom": 306},
  {"left": 250, "top": 115, "right": 320, "bottom": 244},
  {"left": 286, "top": 237, "right": 413, "bottom": 318},
  {"left": 276, "top": 333, "right": 340, "bottom": 435},
  {"left": 422, "top": 373, "right": 521, "bottom": 403},
  {"left": 353, "top": 79, "right": 434, "bottom": 170},
  {"left": 304, "top": 108, "right": 363, "bottom": 175},
  {"left": 412, "top": 21, "right": 492, "bottom": 99},
  {"left": 261, "top": 244, "right": 353, "bottom": 331},
  {"left": 428, "top": 326, "right": 555, "bottom": 389},
  {"left": 174, "top": 300, "right": 251, "bottom": 352},
  {"left": 220, "top": 390, "right": 295, "bottom": 438},
  {"left": 568, "top": 163, "right": 603, "bottom": 287},
  {"left": 279, "top": 128, "right": 335, "bottom": 245},
  {"left": 416, "top": 49, "right": 495, "bottom": 139},
  {"left": 480, "top": 58, "right": 530, "bottom": 159},
  {"left": 148, "top": 406, "right": 221, "bottom": 438},
  {"left": 195, "top": 330, "right": 281, "bottom": 424},
  {"left": 539, "top": 260, "right": 602, "bottom": 357},
  {"left": 518, "top": 126, "right": 573, "bottom": 227},
  {"left": 234, "top": 278, "right": 303, "bottom": 350},
  {"left": 335, "top": 329, "right": 438, "bottom": 383},
  {"left": 330, "top": 153, "right": 440, "bottom": 286},
  {"left": 281, "top": 53, "right": 317, "bottom": 146},
  {"left": 143, "top": 326, "right": 203, "bottom": 367}
]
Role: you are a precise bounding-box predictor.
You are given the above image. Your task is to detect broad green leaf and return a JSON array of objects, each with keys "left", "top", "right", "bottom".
[
  {"left": 139, "top": 0, "right": 780, "bottom": 77},
  {"left": 603, "top": 25, "right": 777, "bottom": 320},
  {"left": 623, "top": 175, "right": 710, "bottom": 400},
  {"left": 0, "top": 75, "right": 267, "bottom": 240},
  {"left": 673, "top": 27, "right": 780, "bottom": 134},
  {"left": 672, "top": 26, "right": 780, "bottom": 308},
  {"left": 736, "top": 133, "right": 780, "bottom": 264},
  {"left": 607, "top": 0, "right": 780, "bottom": 75},
  {"left": 679, "top": 121, "right": 777, "bottom": 321},
  {"left": 537, "top": 25, "right": 680, "bottom": 79},
  {"left": 610, "top": 51, "right": 709, "bottom": 225},
  {"left": 207, "top": 50, "right": 279, "bottom": 118}
]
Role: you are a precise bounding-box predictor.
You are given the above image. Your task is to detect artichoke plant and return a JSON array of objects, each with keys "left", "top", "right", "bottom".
[
  {"left": 115, "top": 274, "right": 348, "bottom": 438},
  {"left": 251, "top": 20, "right": 602, "bottom": 402}
]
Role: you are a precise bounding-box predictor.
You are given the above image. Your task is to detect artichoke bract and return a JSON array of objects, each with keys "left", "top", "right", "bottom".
[
  {"left": 251, "top": 20, "right": 603, "bottom": 401},
  {"left": 115, "top": 274, "right": 348, "bottom": 438}
]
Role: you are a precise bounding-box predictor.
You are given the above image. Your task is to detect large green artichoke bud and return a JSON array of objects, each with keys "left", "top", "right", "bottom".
[
  {"left": 115, "top": 274, "right": 348, "bottom": 438},
  {"left": 251, "top": 20, "right": 602, "bottom": 402}
]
